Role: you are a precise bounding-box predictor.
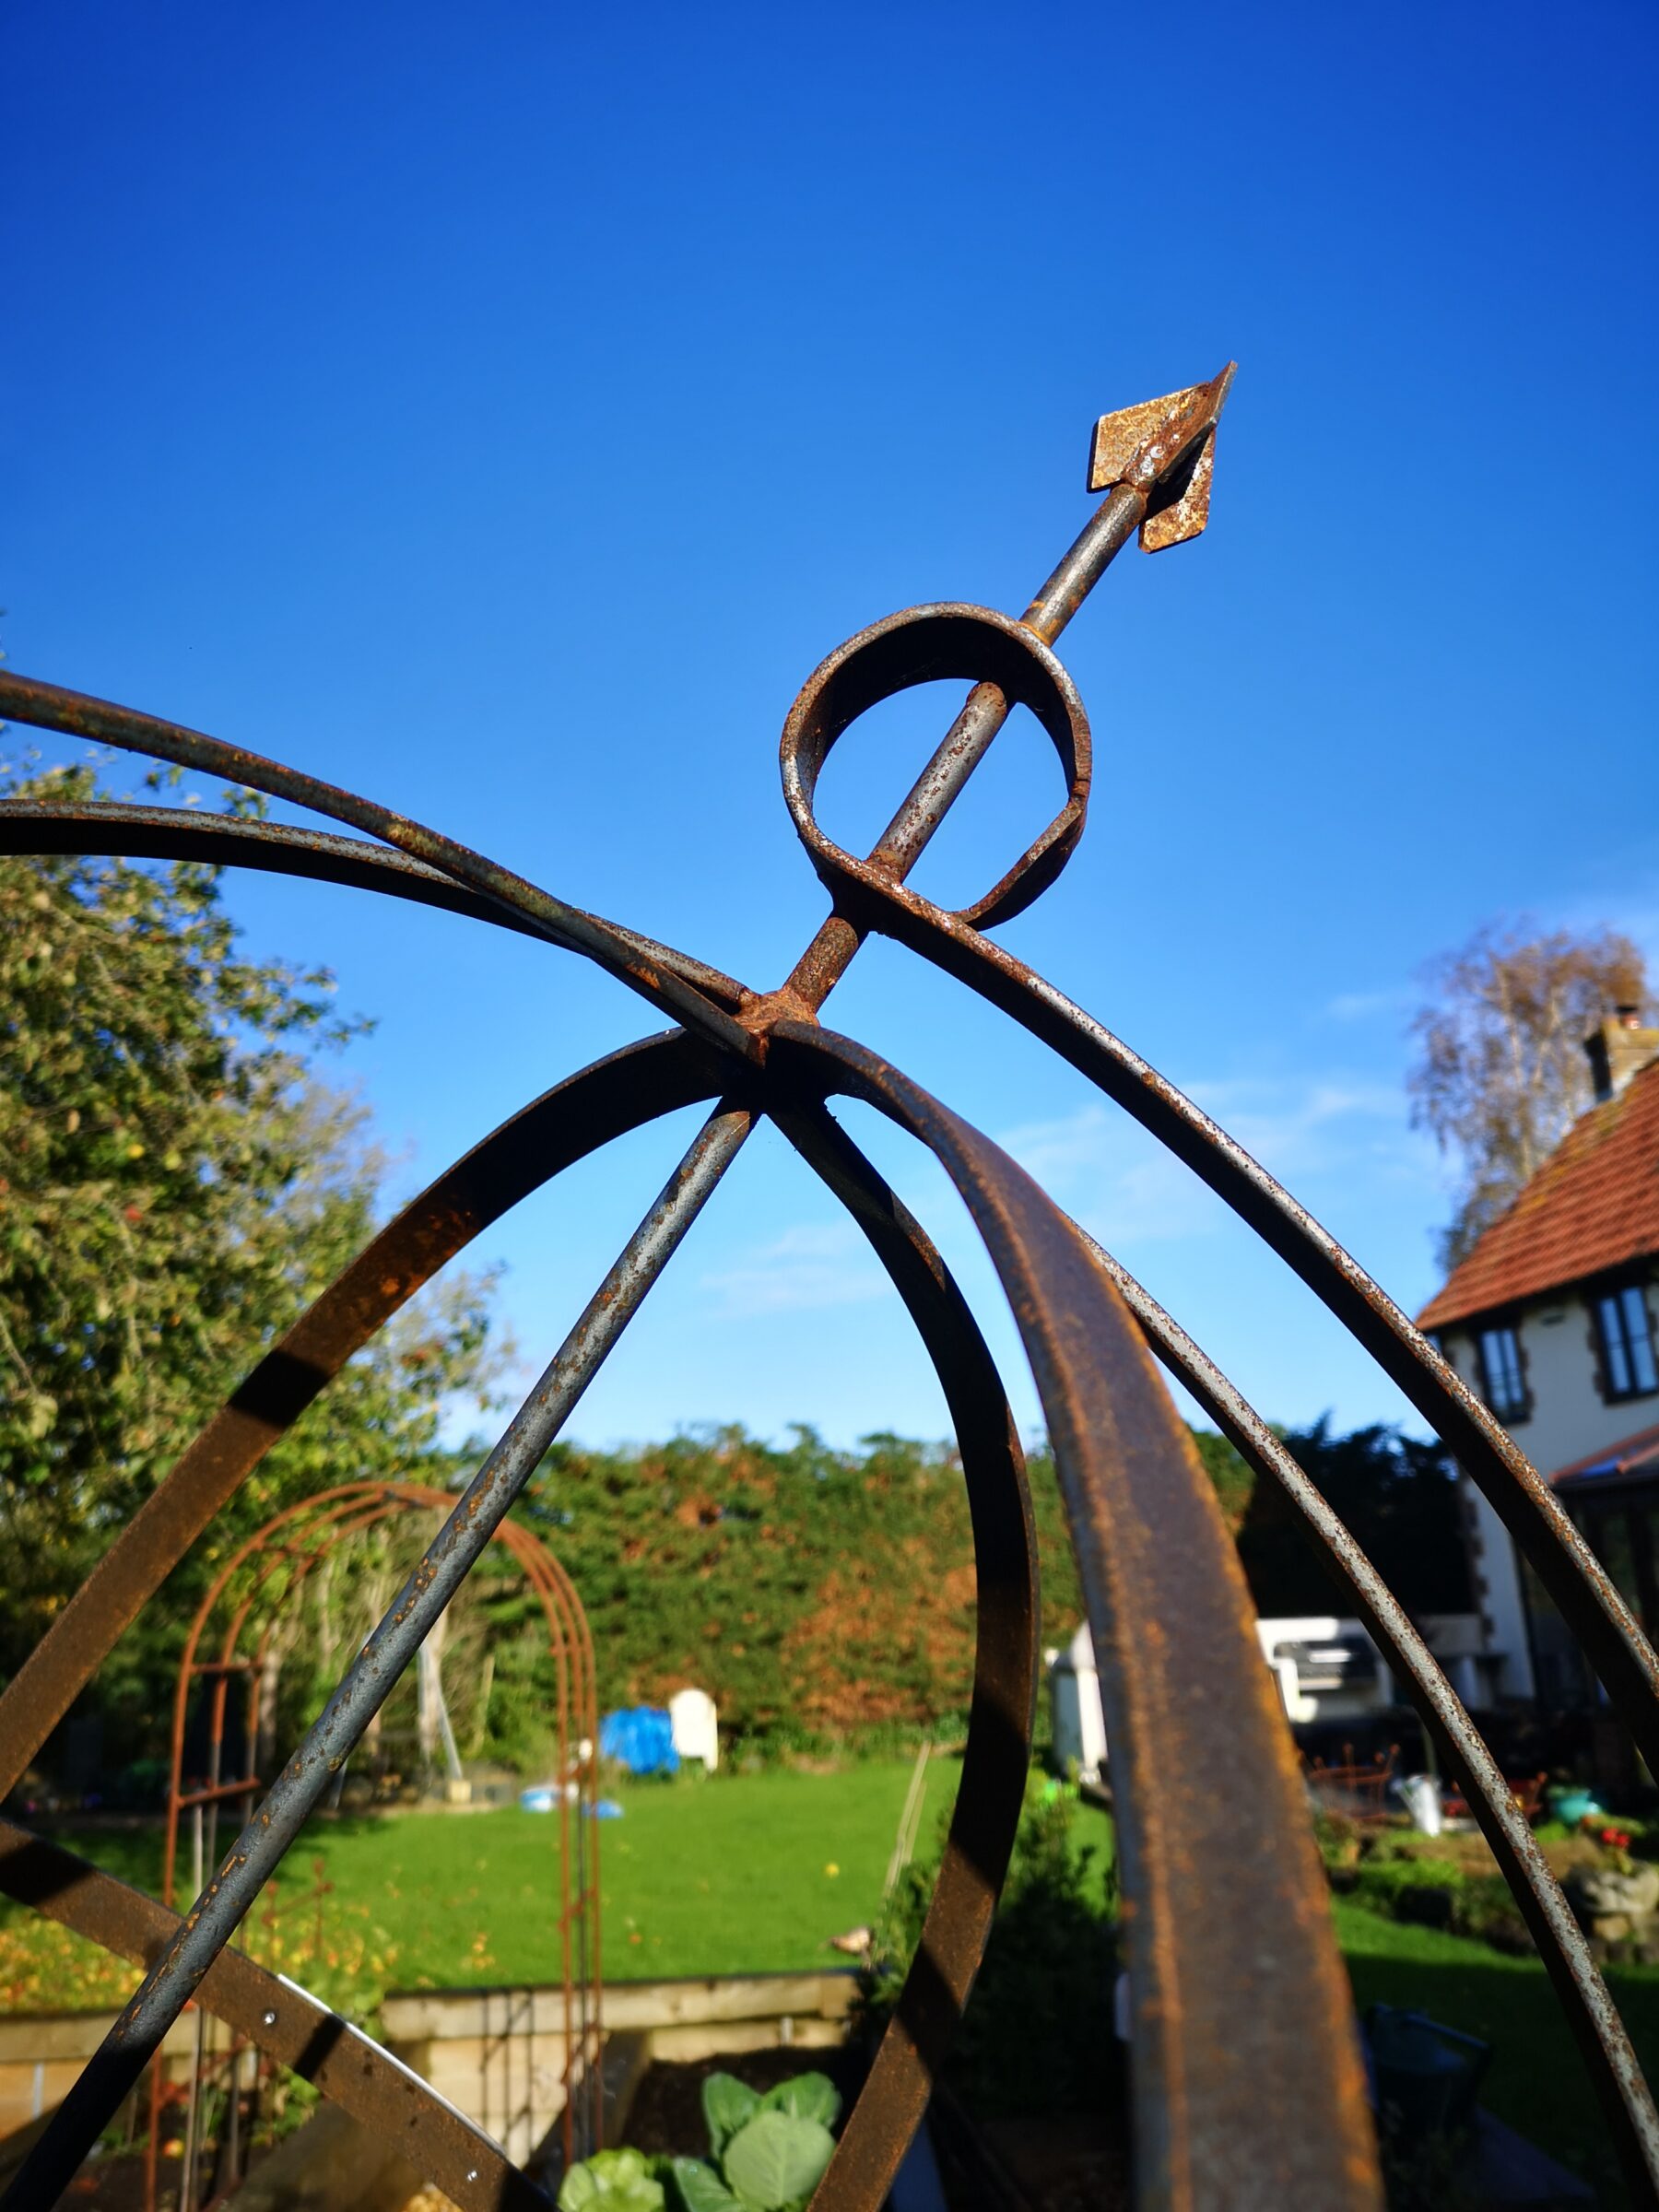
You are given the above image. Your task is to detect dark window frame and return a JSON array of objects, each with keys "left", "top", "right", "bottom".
[
  {"left": 1588, "top": 1275, "right": 1659, "bottom": 1405},
  {"left": 1472, "top": 1312, "right": 1531, "bottom": 1425}
]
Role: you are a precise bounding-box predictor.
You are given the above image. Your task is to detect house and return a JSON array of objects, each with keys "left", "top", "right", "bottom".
[{"left": 1416, "top": 1010, "right": 1659, "bottom": 1710}]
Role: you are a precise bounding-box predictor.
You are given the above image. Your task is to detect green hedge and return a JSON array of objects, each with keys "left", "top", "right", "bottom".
[{"left": 501, "top": 1425, "right": 1088, "bottom": 1758}]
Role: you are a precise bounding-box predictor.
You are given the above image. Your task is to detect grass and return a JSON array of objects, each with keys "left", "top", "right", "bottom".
[
  {"left": 8, "top": 1768, "right": 1658, "bottom": 2200},
  {"left": 350, "top": 1759, "right": 970, "bottom": 1984},
  {"left": 6, "top": 1759, "right": 969, "bottom": 2012}
]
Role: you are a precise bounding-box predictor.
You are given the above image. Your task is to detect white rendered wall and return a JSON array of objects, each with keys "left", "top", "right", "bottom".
[
  {"left": 1440, "top": 1286, "right": 1659, "bottom": 1700},
  {"left": 1460, "top": 1483, "right": 1536, "bottom": 1699},
  {"left": 1441, "top": 1290, "right": 1656, "bottom": 1482}
]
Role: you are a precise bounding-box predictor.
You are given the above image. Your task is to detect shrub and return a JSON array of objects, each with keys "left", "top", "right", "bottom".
[
  {"left": 866, "top": 1775, "right": 1116, "bottom": 2118},
  {"left": 1341, "top": 1847, "right": 1534, "bottom": 1956}
]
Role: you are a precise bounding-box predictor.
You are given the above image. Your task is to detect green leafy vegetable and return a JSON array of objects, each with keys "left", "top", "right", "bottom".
[
  {"left": 721, "top": 2111, "right": 836, "bottom": 2211},
  {"left": 664, "top": 2069, "right": 842, "bottom": 2212},
  {"left": 759, "top": 2073, "right": 841, "bottom": 2129},
  {"left": 559, "top": 2147, "right": 666, "bottom": 2212},
  {"left": 700, "top": 2071, "right": 761, "bottom": 2158},
  {"left": 669, "top": 2156, "right": 745, "bottom": 2212}
]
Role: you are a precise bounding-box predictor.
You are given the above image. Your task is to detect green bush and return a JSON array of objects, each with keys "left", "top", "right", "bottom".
[
  {"left": 1352, "top": 1858, "right": 1465, "bottom": 1902},
  {"left": 500, "top": 1426, "right": 1087, "bottom": 1759},
  {"left": 866, "top": 1775, "right": 1116, "bottom": 2118},
  {"left": 1340, "top": 1849, "right": 1533, "bottom": 1956}
]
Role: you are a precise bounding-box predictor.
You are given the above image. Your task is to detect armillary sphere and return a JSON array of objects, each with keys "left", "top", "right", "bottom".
[{"left": 1, "top": 365, "right": 1656, "bottom": 2211}]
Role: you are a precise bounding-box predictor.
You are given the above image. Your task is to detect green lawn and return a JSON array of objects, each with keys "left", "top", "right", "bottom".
[
  {"left": 10, "top": 1767, "right": 1657, "bottom": 2202},
  {"left": 9, "top": 1760, "right": 969, "bottom": 2007},
  {"left": 333, "top": 1759, "right": 969, "bottom": 1985}
]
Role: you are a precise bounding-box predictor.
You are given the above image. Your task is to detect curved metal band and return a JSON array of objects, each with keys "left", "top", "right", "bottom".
[
  {"left": 768, "top": 1022, "right": 1382, "bottom": 2210},
  {"left": 0, "top": 1027, "right": 735, "bottom": 1799},
  {"left": 0, "top": 801, "right": 748, "bottom": 1012},
  {"left": 779, "top": 605, "right": 1091, "bottom": 930},
  {"left": 0, "top": 673, "right": 757, "bottom": 1061},
  {"left": 0, "top": 1820, "right": 544, "bottom": 2209},
  {"left": 814, "top": 854, "right": 1659, "bottom": 1776},
  {"left": 1085, "top": 1233, "right": 1659, "bottom": 2204},
  {"left": 771, "top": 1099, "right": 1037, "bottom": 2212}
]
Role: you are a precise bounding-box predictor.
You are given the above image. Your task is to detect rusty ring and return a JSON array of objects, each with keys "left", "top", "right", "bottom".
[{"left": 779, "top": 604, "right": 1091, "bottom": 929}]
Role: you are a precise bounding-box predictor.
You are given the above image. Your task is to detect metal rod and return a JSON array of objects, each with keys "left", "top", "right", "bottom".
[
  {"left": 0, "top": 679, "right": 759, "bottom": 1064},
  {"left": 869, "top": 485, "right": 1144, "bottom": 883},
  {"left": 1023, "top": 481, "right": 1146, "bottom": 641},
  {"left": 179, "top": 1806, "right": 205, "bottom": 2212},
  {"left": 0, "top": 803, "right": 750, "bottom": 1012},
  {"left": 225, "top": 2038, "right": 243, "bottom": 2190}
]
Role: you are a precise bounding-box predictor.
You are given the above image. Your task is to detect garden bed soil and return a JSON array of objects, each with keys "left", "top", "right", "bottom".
[{"left": 977, "top": 2116, "right": 1129, "bottom": 2212}]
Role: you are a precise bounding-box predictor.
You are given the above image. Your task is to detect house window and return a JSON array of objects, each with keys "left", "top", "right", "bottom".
[
  {"left": 1476, "top": 1323, "right": 1528, "bottom": 1421},
  {"left": 1594, "top": 1283, "right": 1659, "bottom": 1401}
]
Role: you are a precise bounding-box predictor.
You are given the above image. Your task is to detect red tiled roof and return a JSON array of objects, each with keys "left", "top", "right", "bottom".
[
  {"left": 1551, "top": 1419, "right": 1659, "bottom": 1489},
  {"left": 1417, "top": 1057, "right": 1659, "bottom": 1331}
]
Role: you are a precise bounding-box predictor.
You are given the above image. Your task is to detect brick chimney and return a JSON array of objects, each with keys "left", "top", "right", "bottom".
[{"left": 1585, "top": 1005, "right": 1659, "bottom": 1102}]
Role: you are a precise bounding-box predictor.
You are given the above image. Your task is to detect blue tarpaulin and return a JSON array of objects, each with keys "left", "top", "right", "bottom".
[{"left": 600, "top": 1707, "right": 678, "bottom": 1775}]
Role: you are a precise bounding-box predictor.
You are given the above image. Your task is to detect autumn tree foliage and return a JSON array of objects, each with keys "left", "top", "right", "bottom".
[
  {"left": 1408, "top": 919, "right": 1652, "bottom": 1268},
  {"left": 510, "top": 1424, "right": 1088, "bottom": 1758},
  {"left": 0, "top": 759, "right": 507, "bottom": 1717}
]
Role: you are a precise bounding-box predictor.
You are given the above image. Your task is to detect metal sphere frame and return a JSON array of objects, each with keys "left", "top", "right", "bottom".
[{"left": 0, "top": 366, "right": 1655, "bottom": 2210}]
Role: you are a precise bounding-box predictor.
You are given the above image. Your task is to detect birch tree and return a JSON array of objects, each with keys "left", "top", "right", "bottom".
[{"left": 1408, "top": 919, "right": 1651, "bottom": 1267}]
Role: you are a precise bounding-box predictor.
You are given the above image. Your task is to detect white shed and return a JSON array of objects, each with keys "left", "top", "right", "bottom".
[
  {"left": 1048, "top": 1624, "right": 1108, "bottom": 1784},
  {"left": 668, "top": 1687, "right": 719, "bottom": 1771}
]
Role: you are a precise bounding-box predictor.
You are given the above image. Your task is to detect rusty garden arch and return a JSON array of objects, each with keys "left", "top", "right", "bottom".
[
  {"left": 147, "top": 1482, "right": 601, "bottom": 2206},
  {"left": 0, "top": 367, "right": 1656, "bottom": 2208}
]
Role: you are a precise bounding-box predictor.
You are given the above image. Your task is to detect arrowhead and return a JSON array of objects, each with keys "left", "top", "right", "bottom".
[{"left": 1087, "top": 364, "right": 1236, "bottom": 551}]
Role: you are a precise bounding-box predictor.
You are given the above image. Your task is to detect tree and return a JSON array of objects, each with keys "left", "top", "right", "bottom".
[
  {"left": 1408, "top": 919, "right": 1652, "bottom": 1268},
  {"left": 1230, "top": 1417, "right": 1469, "bottom": 1618},
  {"left": 0, "top": 758, "right": 508, "bottom": 1744}
]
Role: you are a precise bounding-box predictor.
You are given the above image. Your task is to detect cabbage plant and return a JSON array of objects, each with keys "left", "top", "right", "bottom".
[{"left": 558, "top": 2071, "right": 841, "bottom": 2212}]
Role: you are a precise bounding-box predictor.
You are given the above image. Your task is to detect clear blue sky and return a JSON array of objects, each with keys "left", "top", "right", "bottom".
[{"left": 8, "top": 3, "right": 1657, "bottom": 1455}]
